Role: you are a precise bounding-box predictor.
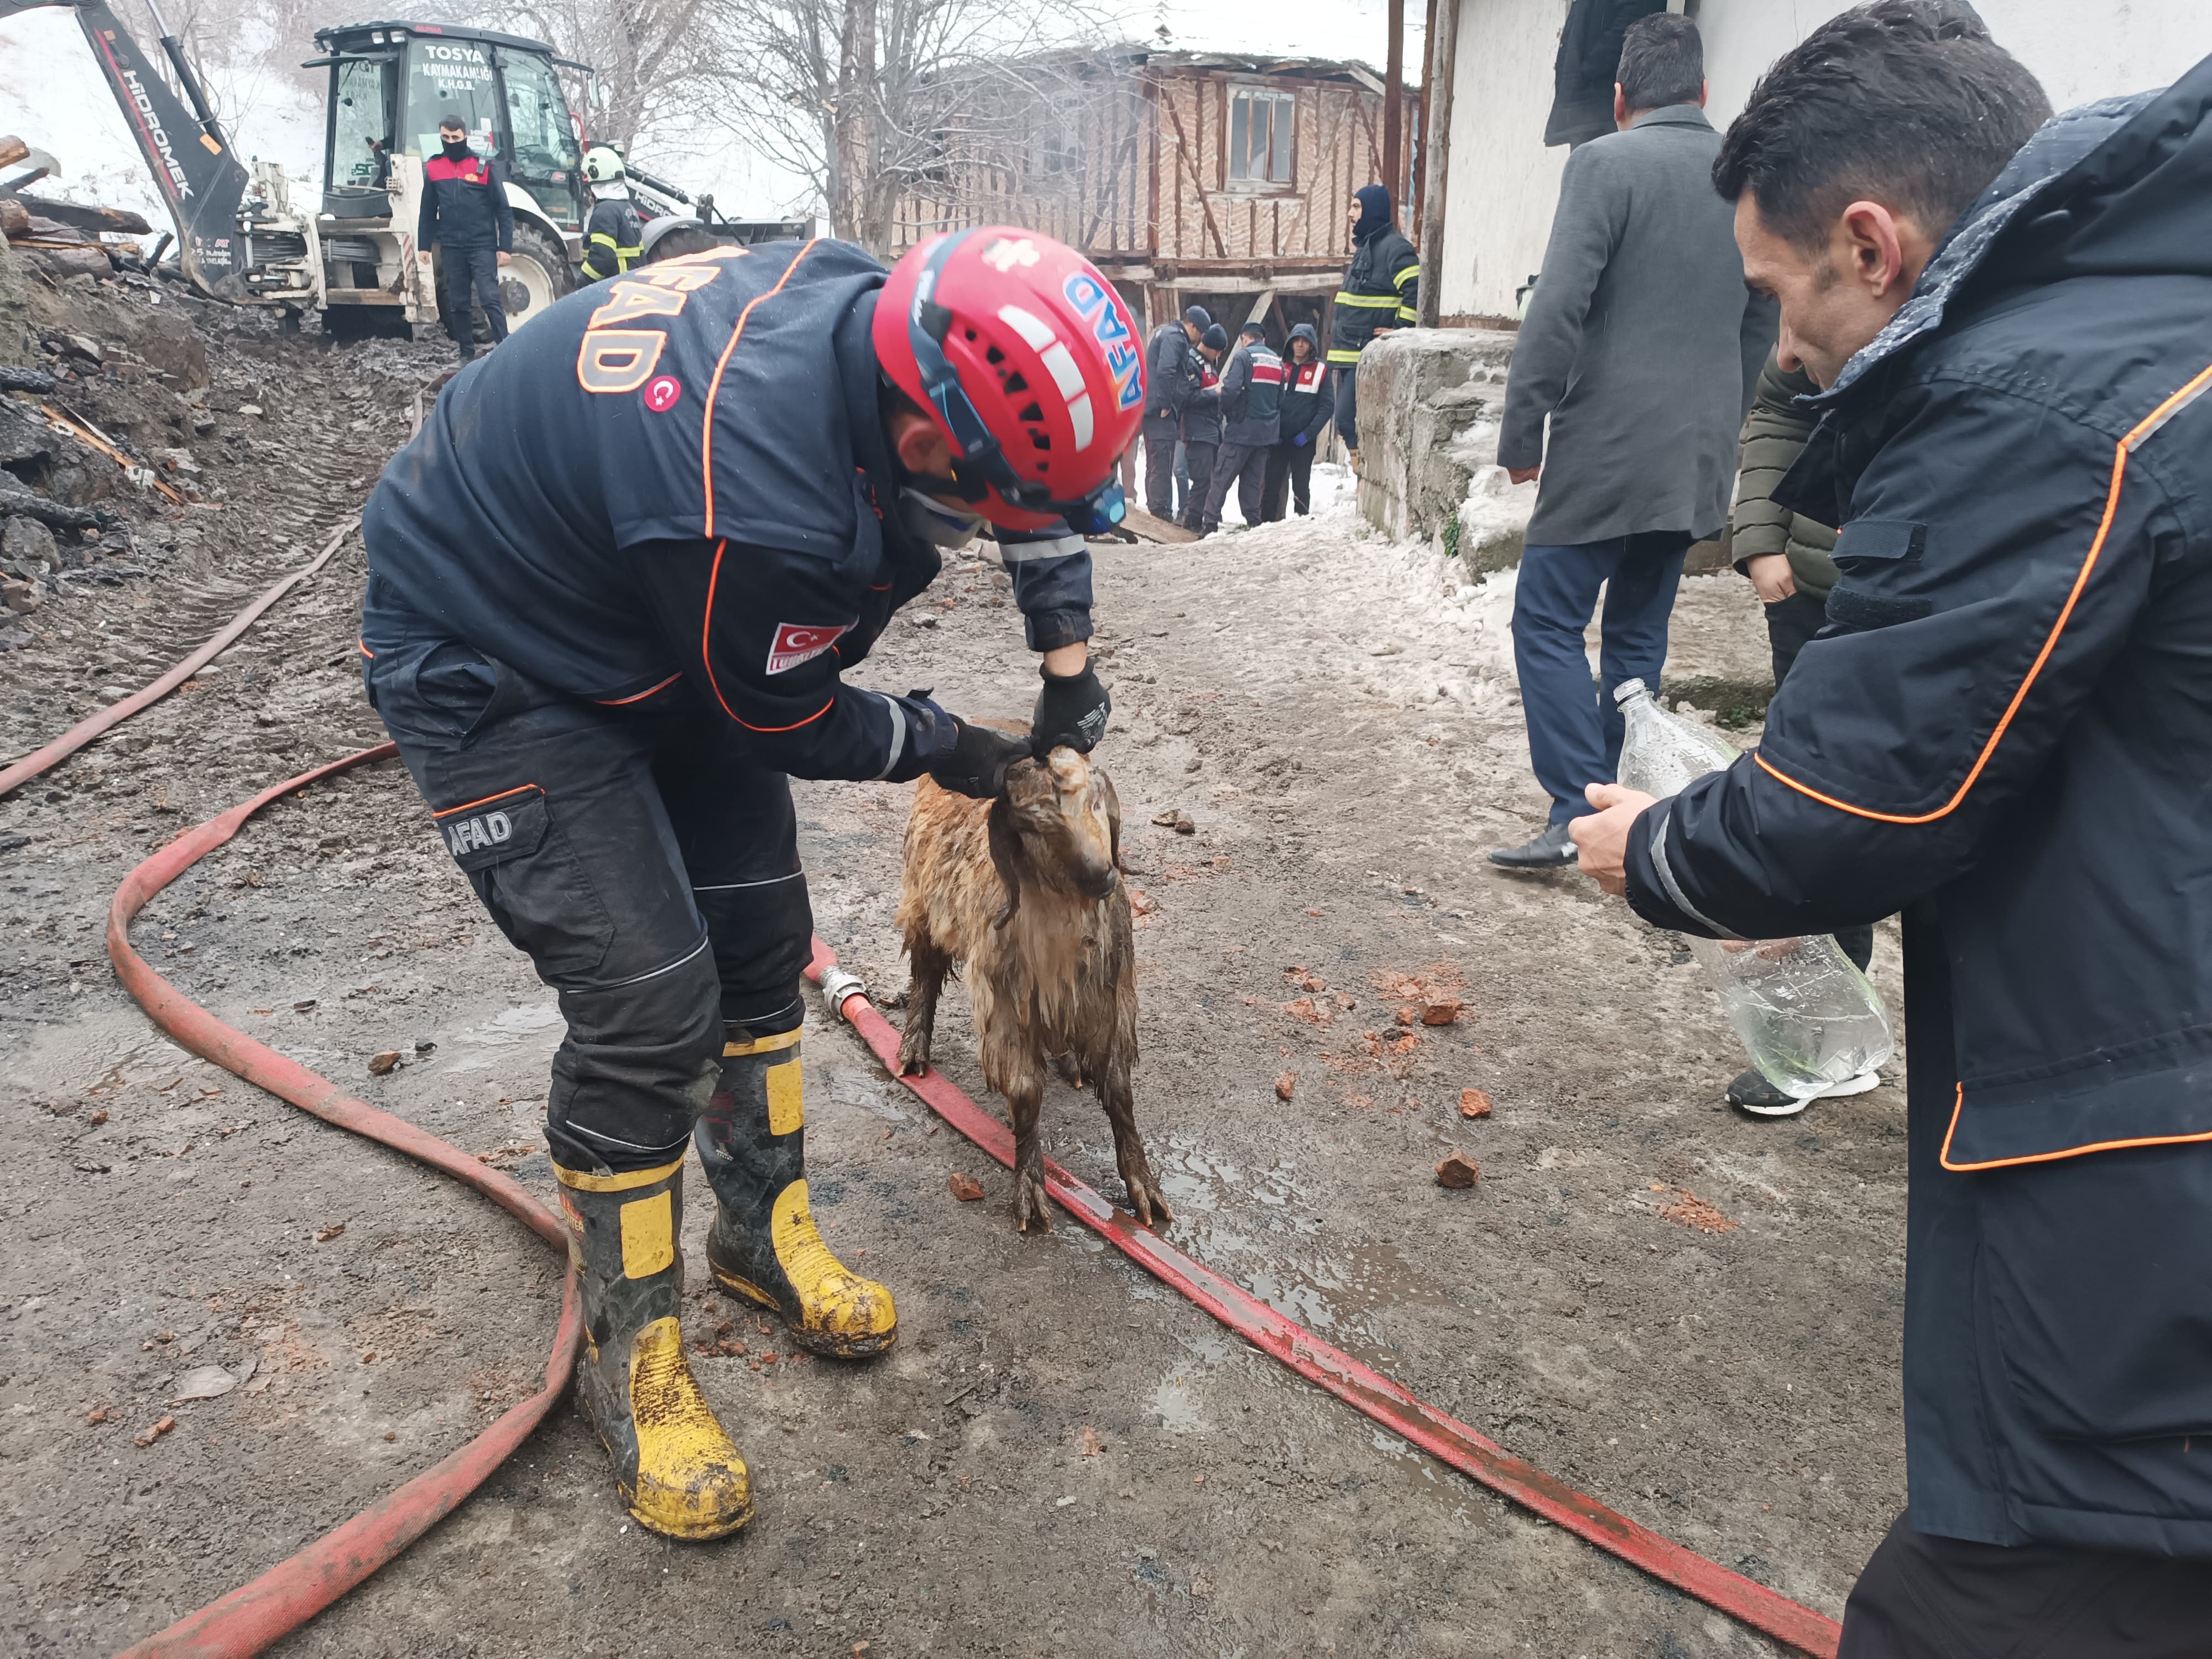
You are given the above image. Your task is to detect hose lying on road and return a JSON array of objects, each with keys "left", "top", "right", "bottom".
[
  {"left": 106, "top": 742, "right": 583, "bottom": 1659},
  {"left": 807, "top": 941, "right": 1845, "bottom": 1659},
  {"left": 0, "top": 517, "right": 360, "bottom": 801}
]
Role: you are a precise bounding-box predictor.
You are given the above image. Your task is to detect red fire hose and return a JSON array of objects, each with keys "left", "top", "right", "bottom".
[
  {"left": 0, "top": 518, "right": 359, "bottom": 802},
  {"left": 104, "top": 743, "right": 583, "bottom": 1659},
  {"left": 807, "top": 942, "right": 1844, "bottom": 1658}
]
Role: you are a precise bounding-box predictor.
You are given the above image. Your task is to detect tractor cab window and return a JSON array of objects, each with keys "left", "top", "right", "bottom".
[
  {"left": 329, "top": 56, "right": 398, "bottom": 188},
  {"left": 406, "top": 37, "right": 499, "bottom": 159},
  {"left": 497, "top": 49, "right": 582, "bottom": 226}
]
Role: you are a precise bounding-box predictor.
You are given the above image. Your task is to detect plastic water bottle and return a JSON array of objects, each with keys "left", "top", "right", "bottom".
[{"left": 1613, "top": 679, "right": 1895, "bottom": 1100}]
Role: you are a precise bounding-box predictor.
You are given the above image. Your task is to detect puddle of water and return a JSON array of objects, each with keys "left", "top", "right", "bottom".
[
  {"left": 1151, "top": 1370, "right": 1210, "bottom": 1435},
  {"left": 440, "top": 1000, "right": 562, "bottom": 1073},
  {"left": 822, "top": 1066, "right": 911, "bottom": 1124}
]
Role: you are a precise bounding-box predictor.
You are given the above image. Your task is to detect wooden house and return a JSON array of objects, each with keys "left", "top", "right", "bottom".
[{"left": 889, "top": 49, "right": 1420, "bottom": 349}]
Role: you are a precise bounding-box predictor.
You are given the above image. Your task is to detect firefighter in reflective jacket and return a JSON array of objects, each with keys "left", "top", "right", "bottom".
[
  {"left": 1328, "top": 183, "right": 1419, "bottom": 471},
  {"left": 359, "top": 227, "right": 1143, "bottom": 1540},
  {"left": 579, "top": 146, "right": 644, "bottom": 281}
]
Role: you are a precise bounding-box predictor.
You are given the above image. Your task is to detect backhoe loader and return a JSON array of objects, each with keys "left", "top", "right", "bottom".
[{"left": 3, "top": 1, "right": 807, "bottom": 335}]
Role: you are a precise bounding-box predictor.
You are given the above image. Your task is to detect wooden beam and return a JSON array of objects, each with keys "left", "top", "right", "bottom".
[
  {"left": 1416, "top": 0, "right": 1458, "bottom": 326},
  {"left": 1413, "top": 0, "right": 1438, "bottom": 237},
  {"left": 0, "top": 136, "right": 27, "bottom": 171},
  {"left": 1162, "top": 91, "right": 1229, "bottom": 259},
  {"left": 1381, "top": 0, "right": 1405, "bottom": 199},
  {"left": 1244, "top": 288, "right": 1276, "bottom": 327}
]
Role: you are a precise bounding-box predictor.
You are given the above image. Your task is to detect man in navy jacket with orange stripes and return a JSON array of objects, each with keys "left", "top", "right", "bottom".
[
  {"left": 359, "top": 227, "right": 1141, "bottom": 1544},
  {"left": 418, "top": 114, "right": 515, "bottom": 363},
  {"left": 1572, "top": 7, "right": 2212, "bottom": 1651}
]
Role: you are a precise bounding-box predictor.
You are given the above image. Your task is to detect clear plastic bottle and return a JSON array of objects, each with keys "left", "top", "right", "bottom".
[{"left": 1613, "top": 678, "right": 1895, "bottom": 1100}]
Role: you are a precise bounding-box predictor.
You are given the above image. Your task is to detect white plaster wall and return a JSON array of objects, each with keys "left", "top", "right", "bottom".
[
  {"left": 1436, "top": 0, "right": 2212, "bottom": 322},
  {"left": 1436, "top": 0, "right": 1574, "bottom": 320},
  {"left": 1698, "top": 0, "right": 2212, "bottom": 121}
]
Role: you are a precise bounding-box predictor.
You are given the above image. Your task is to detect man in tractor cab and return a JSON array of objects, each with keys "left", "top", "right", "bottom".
[
  {"left": 359, "top": 227, "right": 1140, "bottom": 1542},
  {"left": 418, "top": 114, "right": 514, "bottom": 364},
  {"left": 578, "top": 146, "right": 644, "bottom": 282}
]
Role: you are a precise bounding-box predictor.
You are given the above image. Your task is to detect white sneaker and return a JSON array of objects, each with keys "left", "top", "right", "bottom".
[{"left": 1726, "top": 1067, "right": 1880, "bottom": 1118}]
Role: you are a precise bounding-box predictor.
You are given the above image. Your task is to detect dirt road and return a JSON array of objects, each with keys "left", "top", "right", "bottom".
[{"left": 2, "top": 302, "right": 1907, "bottom": 1657}]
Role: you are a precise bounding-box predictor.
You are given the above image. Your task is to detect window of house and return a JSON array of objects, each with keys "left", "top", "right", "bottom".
[{"left": 1228, "top": 87, "right": 1293, "bottom": 184}]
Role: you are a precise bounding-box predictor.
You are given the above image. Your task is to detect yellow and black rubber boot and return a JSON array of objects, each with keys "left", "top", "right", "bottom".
[
  {"left": 695, "top": 1025, "right": 898, "bottom": 1358},
  {"left": 554, "top": 1157, "right": 754, "bottom": 1540}
]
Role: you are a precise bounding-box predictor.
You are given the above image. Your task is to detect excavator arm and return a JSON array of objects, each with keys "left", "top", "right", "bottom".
[{"left": 0, "top": 0, "right": 252, "bottom": 296}]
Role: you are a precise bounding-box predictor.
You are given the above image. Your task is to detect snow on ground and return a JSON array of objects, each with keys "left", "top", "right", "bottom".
[{"left": 0, "top": 8, "right": 324, "bottom": 232}]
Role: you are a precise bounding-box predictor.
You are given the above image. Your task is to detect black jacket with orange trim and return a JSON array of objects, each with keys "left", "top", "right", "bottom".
[
  {"left": 362, "top": 238, "right": 1094, "bottom": 783},
  {"left": 1624, "top": 64, "right": 2212, "bottom": 1557}
]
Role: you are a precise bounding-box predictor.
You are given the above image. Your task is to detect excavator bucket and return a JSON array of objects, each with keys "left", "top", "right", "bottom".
[{"left": 2, "top": 0, "right": 253, "bottom": 298}]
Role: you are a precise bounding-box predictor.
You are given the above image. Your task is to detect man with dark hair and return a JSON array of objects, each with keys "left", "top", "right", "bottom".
[
  {"left": 418, "top": 114, "right": 514, "bottom": 364},
  {"left": 1179, "top": 322, "right": 1228, "bottom": 533},
  {"left": 1490, "top": 13, "right": 1773, "bottom": 869},
  {"left": 1573, "top": 3, "right": 2212, "bottom": 1648},
  {"left": 1198, "top": 321, "right": 1283, "bottom": 535},
  {"left": 1142, "top": 305, "right": 1209, "bottom": 521}
]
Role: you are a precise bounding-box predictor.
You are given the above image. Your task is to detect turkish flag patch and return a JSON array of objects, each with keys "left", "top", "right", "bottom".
[{"left": 766, "top": 620, "right": 855, "bottom": 675}]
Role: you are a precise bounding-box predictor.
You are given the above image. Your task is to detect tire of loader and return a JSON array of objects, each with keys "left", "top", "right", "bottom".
[{"left": 491, "top": 222, "right": 574, "bottom": 336}]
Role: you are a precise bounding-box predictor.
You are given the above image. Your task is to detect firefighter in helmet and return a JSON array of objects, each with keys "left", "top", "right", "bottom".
[
  {"left": 359, "top": 227, "right": 1141, "bottom": 1538},
  {"left": 579, "top": 145, "right": 643, "bottom": 281}
]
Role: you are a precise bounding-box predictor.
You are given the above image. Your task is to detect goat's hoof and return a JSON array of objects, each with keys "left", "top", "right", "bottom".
[
  {"left": 1124, "top": 1173, "right": 1172, "bottom": 1229},
  {"left": 1014, "top": 1175, "right": 1054, "bottom": 1234},
  {"left": 895, "top": 1041, "right": 930, "bottom": 1077}
]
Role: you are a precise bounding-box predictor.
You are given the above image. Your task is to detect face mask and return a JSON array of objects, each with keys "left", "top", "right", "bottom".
[
  {"left": 899, "top": 486, "right": 987, "bottom": 550},
  {"left": 442, "top": 138, "right": 471, "bottom": 161}
]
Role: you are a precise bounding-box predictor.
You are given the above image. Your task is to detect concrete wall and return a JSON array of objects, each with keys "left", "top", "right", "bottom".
[
  {"left": 1434, "top": 0, "right": 2212, "bottom": 322},
  {"left": 1352, "top": 328, "right": 1525, "bottom": 554}
]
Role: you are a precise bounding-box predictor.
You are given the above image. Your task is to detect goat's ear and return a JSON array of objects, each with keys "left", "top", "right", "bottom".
[
  {"left": 986, "top": 794, "right": 1023, "bottom": 931},
  {"left": 1100, "top": 772, "right": 1124, "bottom": 872}
]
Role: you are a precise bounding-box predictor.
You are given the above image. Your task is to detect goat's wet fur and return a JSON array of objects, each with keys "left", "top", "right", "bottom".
[{"left": 895, "top": 739, "right": 1167, "bottom": 1233}]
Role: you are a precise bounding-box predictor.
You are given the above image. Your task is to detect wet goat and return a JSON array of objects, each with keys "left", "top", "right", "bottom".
[{"left": 895, "top": 743, "right": 1168, "bottom": 1233}]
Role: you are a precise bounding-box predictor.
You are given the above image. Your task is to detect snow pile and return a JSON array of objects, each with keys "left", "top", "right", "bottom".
[{"left": 1196, "top": 468, "right": 1521, "bottom": 718}]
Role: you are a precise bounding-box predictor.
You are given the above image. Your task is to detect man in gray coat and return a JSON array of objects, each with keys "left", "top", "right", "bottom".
[{"left": 1490, "top": 13, "right": 1775, "bottom": 868}]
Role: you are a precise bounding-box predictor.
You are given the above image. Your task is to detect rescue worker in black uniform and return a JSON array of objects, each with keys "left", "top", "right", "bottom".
[
  {"left": 418, "top": 114, "right": 514, "bottom": 364},
  {"left": 1199, "top": 321, "right": 1283, "bottom": 534},
  {"left": 359, "top": 226, "right": 1143, "bottom": 1541},
  {"left": 578, "top": 145, "right": 644, "bottom": 283},
  {"left": 1262, "top": 322, "right": 1331, "bottom": 520},
  {"left": 1141, "top": 304, "right": 1208, "bottom": 519},
  {"left": 1178, "top": 322, "right": 1228, "bottom": 533},
  {"left": 1328, "top": 184, "right": 1419, "bottom": 472}
]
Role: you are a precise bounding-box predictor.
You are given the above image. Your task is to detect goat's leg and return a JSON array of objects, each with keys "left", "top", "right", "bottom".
[
  {"left": 896, "top": 940, "right": 951, "bottom": 1077},
  {"left": 1092, "top": 1044, "right": 1170, "bottom": 1228},
  {"left": 984, "top": 1032, "right": 1052, "bottom": 1234}
]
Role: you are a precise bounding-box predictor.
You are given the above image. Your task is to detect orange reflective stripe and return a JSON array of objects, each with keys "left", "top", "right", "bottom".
[
  {"left": 1757, "top": 360, "right": 2212, "bottom": 826},
  {"left": 698, "top": 539, "right": 836, "bottom": 733},
  {"left": 594, "top": 671, "right": 683, "bottom": 706},
  {"left": 701, "top": 241, "right": 821, "bottom": 539},
  {"left": 431, "top": 783, "right": 538, "bottom": 819},
  {"left": 1938, "top": 1081, "right": 2212, "bottom": 1171},
  {"left": 356, "top": 638, "right": 374, "bottom": 658},
  {"left": 733, "top": 698, "right": 834, "bottom": 734}
]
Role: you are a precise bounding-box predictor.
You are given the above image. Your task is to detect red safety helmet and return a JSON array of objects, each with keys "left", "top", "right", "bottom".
[{"left": 873, "top": 226, "right": 1146, "bottom": 534}]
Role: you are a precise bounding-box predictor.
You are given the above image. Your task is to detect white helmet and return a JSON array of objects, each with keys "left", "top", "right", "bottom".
[{"left": 582, "top": 146, "right": 626, "bottom": 185}]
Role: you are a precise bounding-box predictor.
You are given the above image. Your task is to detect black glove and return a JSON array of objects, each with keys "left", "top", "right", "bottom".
[
  {"left": 927, "top": 716, "right": 1033, "bottom": 799},
  {"left": 1030, "top": 662, "right": 1111, "bottom": 757}
]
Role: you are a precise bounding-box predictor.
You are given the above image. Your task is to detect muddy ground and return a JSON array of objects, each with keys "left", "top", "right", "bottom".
[{"left": 2, "top": 272, "right": 1910, "bottom": 1657}]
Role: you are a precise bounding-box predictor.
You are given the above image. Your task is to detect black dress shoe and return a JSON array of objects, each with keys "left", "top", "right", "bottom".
[{"left": 1489, "top": 822, "right": 1578, "bottom": 868}]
